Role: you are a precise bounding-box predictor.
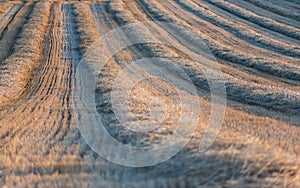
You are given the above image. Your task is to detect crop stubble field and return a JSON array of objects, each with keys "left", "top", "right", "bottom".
[{"left": 0, "top": 0, "right": 299, "bottom": 187}]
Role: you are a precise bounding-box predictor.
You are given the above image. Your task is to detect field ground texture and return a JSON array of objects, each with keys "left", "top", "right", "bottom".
[{"left": 0, "top": 0, "right": 299, "bottom": 187}]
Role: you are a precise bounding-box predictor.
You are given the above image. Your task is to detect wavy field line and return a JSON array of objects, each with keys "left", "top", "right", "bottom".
[
  {"left": 204, "top": 0, "right": 300, "bottom": 40},
  {"left": 0, "top": 0, "right": 299, "bottom": 187},
  {"left": 174, "top": 0, "right": 300, "bottom": 58}
]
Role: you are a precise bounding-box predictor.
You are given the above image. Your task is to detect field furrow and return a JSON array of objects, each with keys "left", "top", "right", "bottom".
[
  {"left": 0, "top": 1, "right": 51, "bottom": 107},
  {"left": 224, "top": 0, "right": 300, "bottom": 30},
  {"left": 0, "top": 1, "right": 19, "bottom": 19},
  {"left": 131, "top": 0, "right": 300, "bottom": 98},
  {"left": 112, "top": 0, "right": 300, "bottom": 124},
  {"left": 0, "top": 2, "right": 32, "bottom": 63},
  {"left": 173, "top": 0, "right": 300, "bottom": 58},
  {"left": 0, "top": 4, "right": 23, "bottom": 40},
  {"left": 0, "top": 0, "right": 299, "bottom": 187},
  {"left": 243, "top": 0, "right": 300, "bottom": 21},
  {"left": 135, "top": 0, "right": 300, "bottom": 83},
  {"left": 204, "top": 0, "right": 300, "bottom": 41},
  {"left": 0, "top": 1, "right": 80, "bottom": 179},
  {"left": 70, "top": 0, "right": 300, "bottom": 186}
]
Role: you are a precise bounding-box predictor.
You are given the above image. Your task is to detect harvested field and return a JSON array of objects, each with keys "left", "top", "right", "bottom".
[{"left": 0, "top": 0, "right": 299, "bottom": 187}]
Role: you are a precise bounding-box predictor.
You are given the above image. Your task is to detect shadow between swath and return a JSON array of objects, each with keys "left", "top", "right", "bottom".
[
  {"left": 97, "top": 43, "right": 300, "bottom": 128},
  {"left": 74, "top": 36, "right": 296, "bottom": 187}
]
